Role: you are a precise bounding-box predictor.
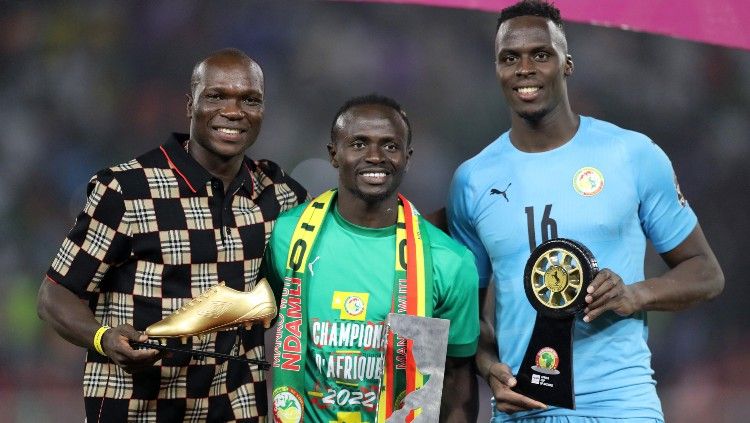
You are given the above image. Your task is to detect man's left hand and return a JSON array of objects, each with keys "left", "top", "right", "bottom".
[{"left": 583, "top": 268, "right": 641, "bottom": 322}]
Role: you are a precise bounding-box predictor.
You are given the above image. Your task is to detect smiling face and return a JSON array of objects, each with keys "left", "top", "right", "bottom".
[
  {"left": 328, "top": 104, "right": 412, "bottom": 205},
  {"left": 187, "top": 54, "right": 264, "bottom": 163},
  {"left": 495, "top": 15, "right": 573, "bottom": 122}
]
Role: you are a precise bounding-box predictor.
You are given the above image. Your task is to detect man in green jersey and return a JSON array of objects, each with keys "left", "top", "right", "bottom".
[{"left": 263, "top": 94, "right": 480, "bottom": 422}]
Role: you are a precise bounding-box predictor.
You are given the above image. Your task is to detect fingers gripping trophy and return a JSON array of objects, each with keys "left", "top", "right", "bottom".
[{"left": 513, "top": 238, "right": 598, "bottom": 409}]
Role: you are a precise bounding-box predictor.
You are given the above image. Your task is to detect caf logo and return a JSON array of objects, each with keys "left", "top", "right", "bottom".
[
  {"left": 531, "top": 347, "right": 560, "bottom": 375},
  {"left": 674, "top": 173, "right": 687, "bottom": 207}
]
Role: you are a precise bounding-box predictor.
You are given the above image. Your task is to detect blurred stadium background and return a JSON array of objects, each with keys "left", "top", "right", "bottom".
[{"left": 0, "top": 1, "right": 748, "bottom": 421}]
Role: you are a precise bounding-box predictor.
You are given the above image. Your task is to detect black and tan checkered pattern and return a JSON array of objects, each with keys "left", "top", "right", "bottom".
[{"left": 47, "top": 134, "right": 306, "bottom": 422}]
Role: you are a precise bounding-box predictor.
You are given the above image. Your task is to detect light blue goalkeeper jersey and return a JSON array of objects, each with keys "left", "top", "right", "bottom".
[{"left": 448, "top": 116, "right": 696, "bottom": 421}]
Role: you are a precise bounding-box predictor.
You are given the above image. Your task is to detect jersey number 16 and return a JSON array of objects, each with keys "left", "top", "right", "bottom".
[{"left": 525, "top": 204, "right": 558, "bottom": 253}]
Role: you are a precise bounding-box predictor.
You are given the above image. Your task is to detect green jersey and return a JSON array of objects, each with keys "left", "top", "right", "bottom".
[{"left": 265, "top": 203, "right": 478, "bottom": 422}]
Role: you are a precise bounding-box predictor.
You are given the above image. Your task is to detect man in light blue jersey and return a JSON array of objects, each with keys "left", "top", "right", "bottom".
[{"left": 447, "top": 1, "right": 725, "bottom": 421}]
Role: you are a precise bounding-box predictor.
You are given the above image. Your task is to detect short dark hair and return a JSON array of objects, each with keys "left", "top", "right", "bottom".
[
  {"left": 330, "top": 94, "right": 412, "bottom": 145},
  {"left": 496, "top": 0, "right": 564, "bottom": 32}
]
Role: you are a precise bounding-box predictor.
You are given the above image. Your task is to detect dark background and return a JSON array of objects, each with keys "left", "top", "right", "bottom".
[{"left": 0, "top": 1, "right": 748, "bottom": 421}]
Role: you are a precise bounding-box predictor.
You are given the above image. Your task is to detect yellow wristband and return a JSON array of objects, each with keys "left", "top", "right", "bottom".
[{"left": 93, "top": 325, "right": 110, "bottom": 356}]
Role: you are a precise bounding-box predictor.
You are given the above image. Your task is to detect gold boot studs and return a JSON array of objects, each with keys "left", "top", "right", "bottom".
[{"left": 145, "top": 278, "right": 277, "bottom": 343}]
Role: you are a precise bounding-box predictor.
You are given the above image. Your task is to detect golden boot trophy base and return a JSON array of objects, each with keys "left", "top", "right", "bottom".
[{"left": 131, "top": 278, "right": 277, "bottom": 369}]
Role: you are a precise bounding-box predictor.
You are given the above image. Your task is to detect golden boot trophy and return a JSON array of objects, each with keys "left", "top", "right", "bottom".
[{"left": 132, "top": 278, "right": 277, "bottom": 368}]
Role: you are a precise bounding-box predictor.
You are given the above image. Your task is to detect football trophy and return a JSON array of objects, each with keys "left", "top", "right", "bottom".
[
  {"left": 513, "top": 238, "right": 598, "bottom": 409},
  {"left": 131, "top": 278, "right": 277, "bottom": 368}
]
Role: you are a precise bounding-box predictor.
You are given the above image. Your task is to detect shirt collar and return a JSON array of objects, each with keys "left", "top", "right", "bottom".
[{"left": 160, "top": 133, "right": 256, "bottom": 196}]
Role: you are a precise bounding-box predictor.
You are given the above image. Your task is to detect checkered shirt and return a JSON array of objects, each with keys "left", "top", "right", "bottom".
[{"left": 46, "top": 134, "right": 306, "bottom": 422}]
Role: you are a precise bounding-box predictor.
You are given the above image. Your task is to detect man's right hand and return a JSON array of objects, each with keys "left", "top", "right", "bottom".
[
  {"left": 101, "top": 324, "right": 161, "bottom": 373},
  {"left": 487, "top": 362, "right": 547, "bottom": 414}
]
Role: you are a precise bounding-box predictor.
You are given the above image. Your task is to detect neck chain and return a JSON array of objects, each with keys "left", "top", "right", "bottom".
[{"left": 184, "top": 139, "right": 190, "bottom": 153}]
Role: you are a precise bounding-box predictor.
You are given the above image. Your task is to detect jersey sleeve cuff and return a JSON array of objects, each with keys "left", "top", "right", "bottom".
[
  {"left": 652, "top": 216, "right": 697, "bottom": 253},
  {"left": 447, "top": 339, "right": 478, "bottom": 358}
]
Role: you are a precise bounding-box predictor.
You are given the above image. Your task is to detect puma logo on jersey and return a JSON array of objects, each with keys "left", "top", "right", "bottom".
[
  {"left": 490, "top": 183, "right": 511, "bottom": 202},
  {"left": 308, "top": 256, "right": 320, "bottom": 276}
]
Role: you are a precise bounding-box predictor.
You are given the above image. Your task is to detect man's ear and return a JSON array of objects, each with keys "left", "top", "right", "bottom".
[
  {"left": 405, "top": 146, "right": 414, "bottom": 172},
  {"left": 327, "top": 143, "right": 339, "bottom": 168},
  {"left": 564, "top": 54, "right": 574, "bottom": 77},
  {"left": 186, "top": 94, "right": 193, "bottom": 119}
]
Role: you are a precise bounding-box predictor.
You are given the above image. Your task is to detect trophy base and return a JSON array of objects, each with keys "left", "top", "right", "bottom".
[{"left": 514, "top": 314, "right": 575, "bottom": 409}]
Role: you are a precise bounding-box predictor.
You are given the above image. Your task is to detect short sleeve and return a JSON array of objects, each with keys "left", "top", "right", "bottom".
[
  {"left": 257, "top": 159, "right": 308, "bottom": 212},
  {"left": 261, "top": 205, "right": 307, "bottom": 307},
  {"left": 281, "top": 174, "right": 308, "bottom": 211},
  {"left": 46, "top": 171, "right": 133, "bottom": 297},
  {"left": 262, "top": 219, "right": 289, "bottom": 309},
  {"left": 447, "top": 162, "right": 492, "bottom": 287},
  {"left": 434, "top": 247, "right": 480, "bottom": 358},
  {"left": 632, "top": 138, "right": 697, "bottom": 253}
]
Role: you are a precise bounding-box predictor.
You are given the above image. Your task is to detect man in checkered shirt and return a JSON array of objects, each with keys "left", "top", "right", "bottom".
[{"left": 37, "top": 48, "right": 307, "bottom": 422}]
